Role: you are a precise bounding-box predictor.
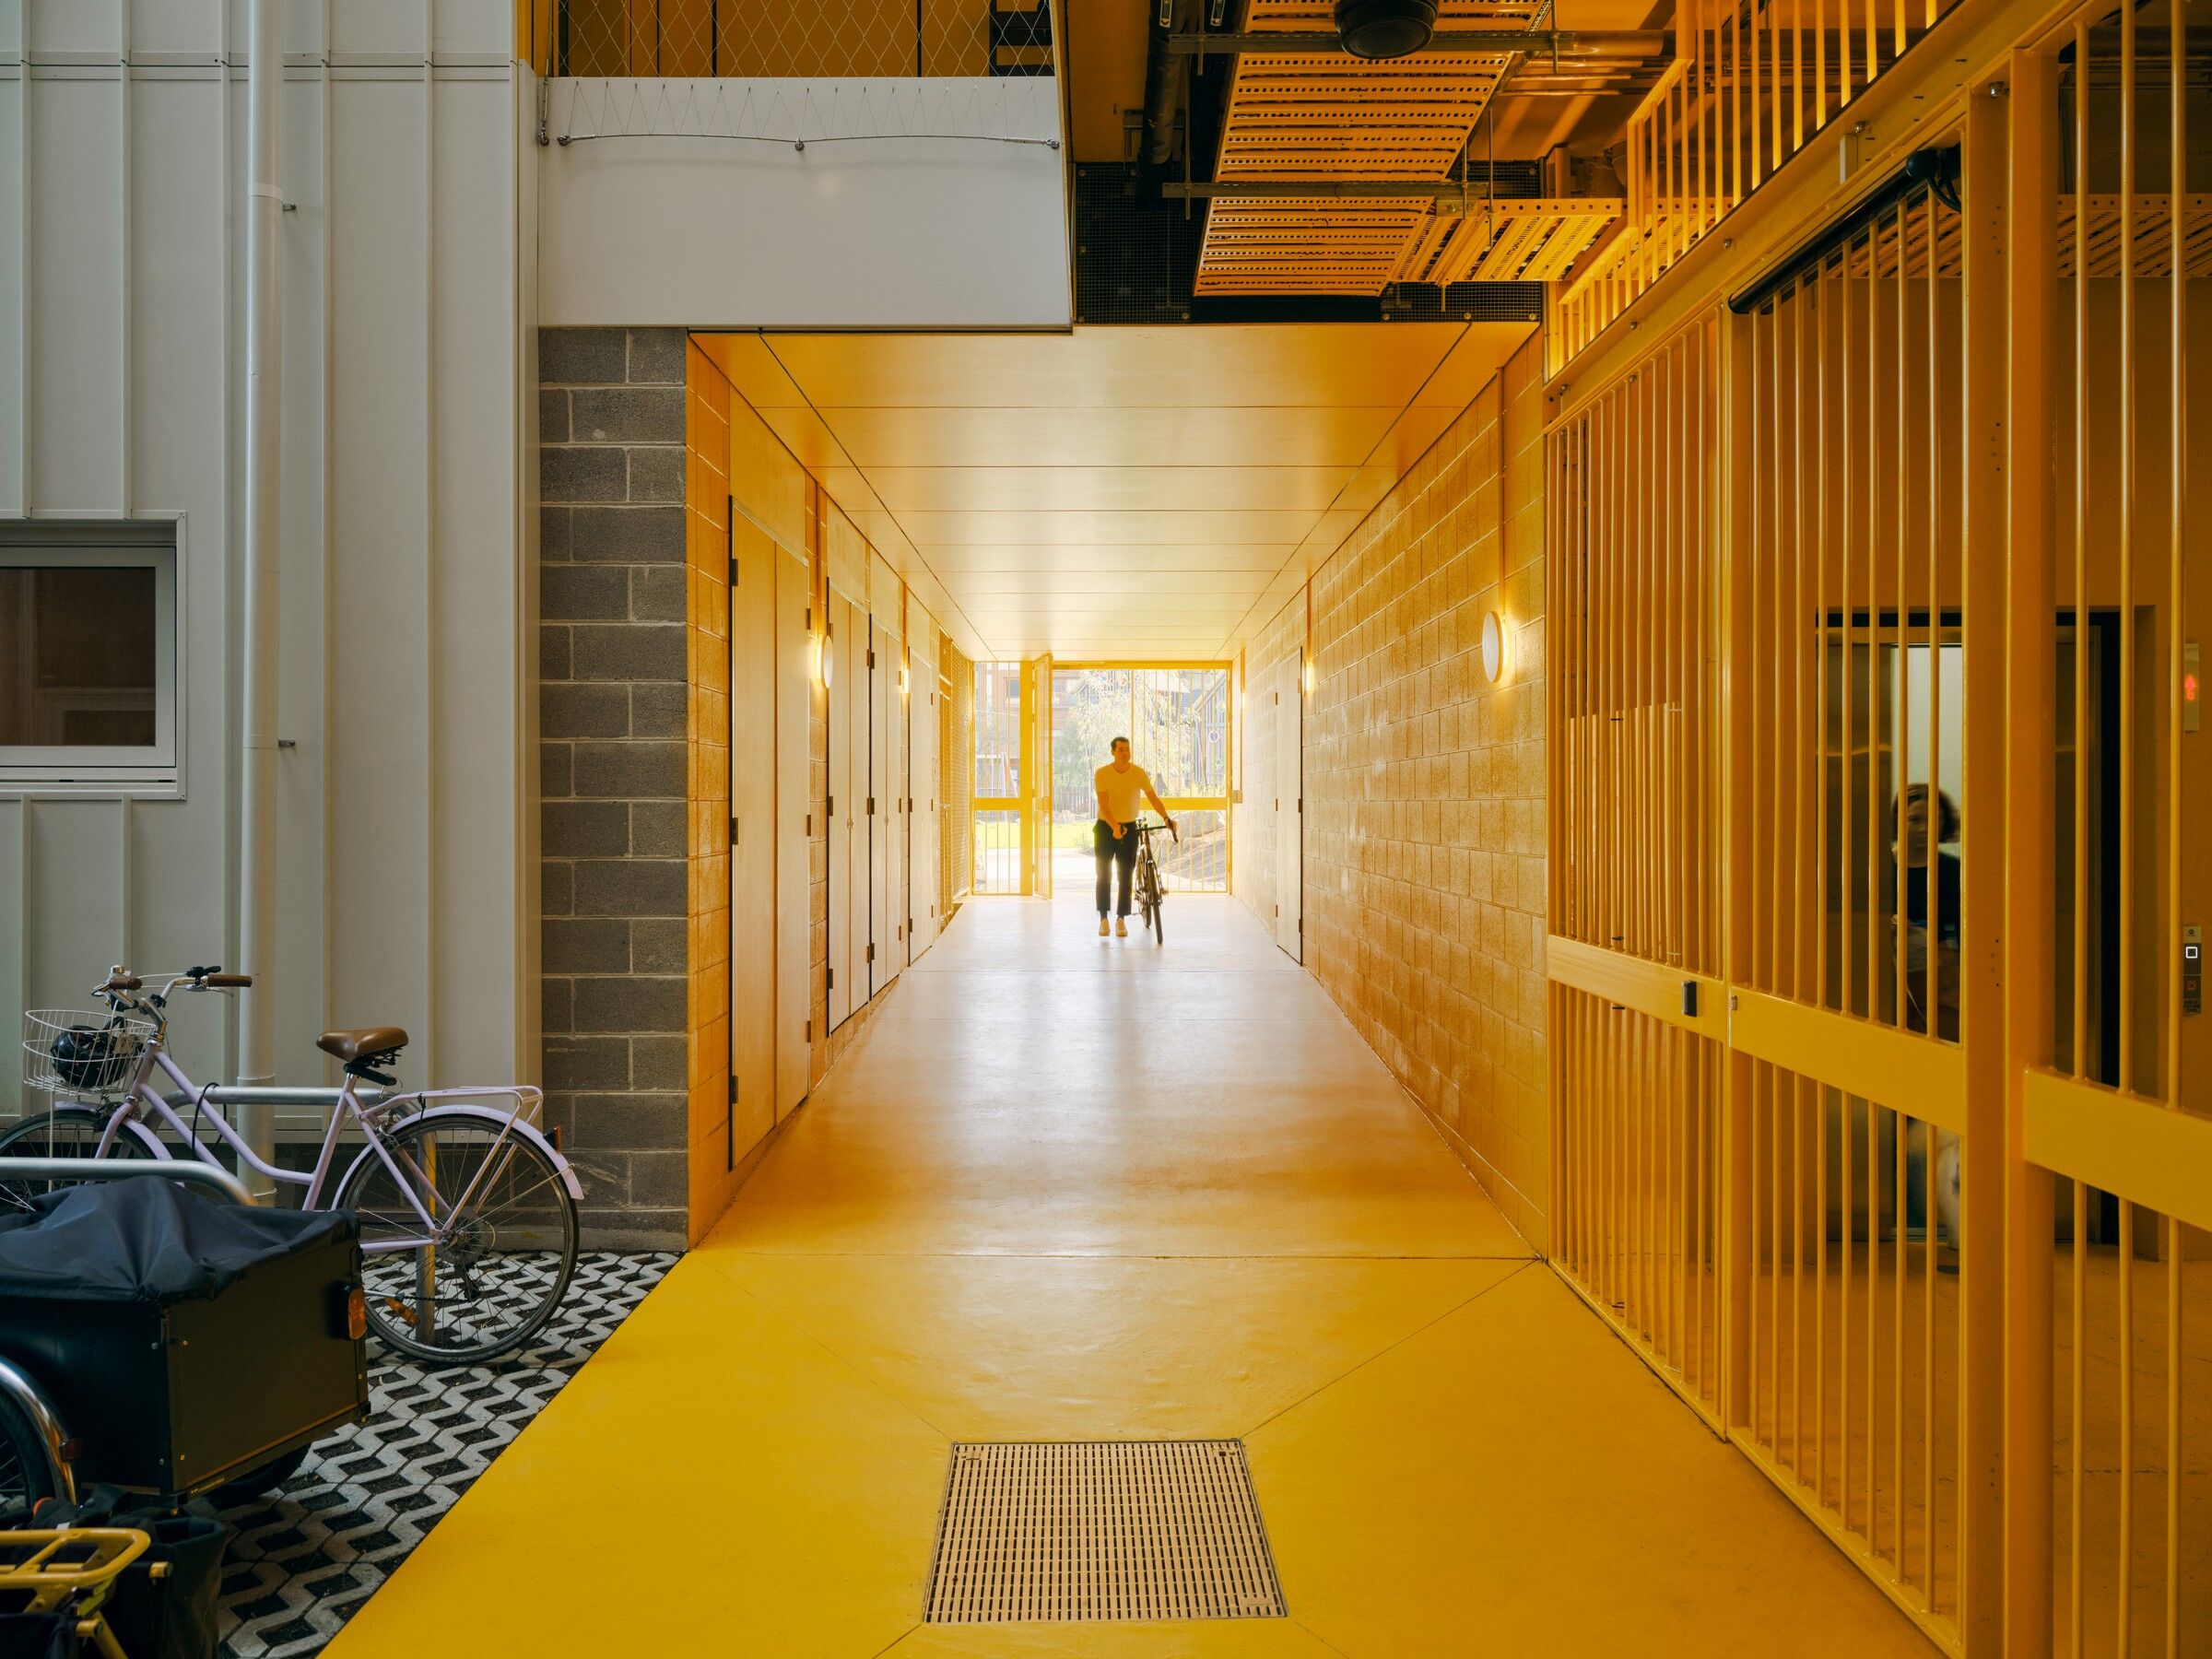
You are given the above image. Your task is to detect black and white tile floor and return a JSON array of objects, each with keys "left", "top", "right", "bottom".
[{"left": 202, "top": 1252, "right": 675, "bottom": 1657}]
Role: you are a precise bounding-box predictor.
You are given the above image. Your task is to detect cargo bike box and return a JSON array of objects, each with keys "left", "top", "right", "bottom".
[{"left": 0, "top": 1180, "right": 368, "bottom": 1500}]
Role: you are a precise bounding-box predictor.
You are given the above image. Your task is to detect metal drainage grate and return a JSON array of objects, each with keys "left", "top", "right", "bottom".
[{"left": 924, "top": 1440, "right": 1288, "bottom": 1624}]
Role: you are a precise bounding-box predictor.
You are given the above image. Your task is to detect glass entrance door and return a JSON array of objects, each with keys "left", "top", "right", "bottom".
[{"left": 1051, "top": 665, "right": 1232, "bottom": 895}]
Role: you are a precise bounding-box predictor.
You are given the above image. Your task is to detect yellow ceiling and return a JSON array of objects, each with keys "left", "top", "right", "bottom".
[{"left": 696, "top": 322, "right": 1531, "bottom": 662}]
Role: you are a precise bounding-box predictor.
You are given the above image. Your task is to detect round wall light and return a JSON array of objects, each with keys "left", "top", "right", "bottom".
[
  {"left": 1479, "top": 610, "right": 1510, "bottom": 685},
  {"left": 1334, "top": 0, "right": 1438, "bottom": 60},
  {"left": 1302, "top": 655, "right": 1316, "bottom": 696},
  {"left": 817, "top": 631, "right": 833, "bottom": 688},
  {"left": 899, "top": 661, "right": 911, "bottom": 697}
]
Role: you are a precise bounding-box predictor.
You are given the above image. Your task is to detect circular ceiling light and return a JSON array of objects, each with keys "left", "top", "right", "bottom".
[
  {"left": 1334, "top": 0, "right": 1438, "bottom": 60},
  {"left": 1479, "top": 610, "right": 1510, "bottom": 685}
]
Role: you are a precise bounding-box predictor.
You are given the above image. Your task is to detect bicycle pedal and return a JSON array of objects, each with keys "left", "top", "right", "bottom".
[{"left": 381, "top": 1296, "right": 419, "bottom": 1328}]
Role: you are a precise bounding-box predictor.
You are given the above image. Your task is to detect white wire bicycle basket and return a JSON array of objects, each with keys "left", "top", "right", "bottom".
[{"left": 21, "top": 1009, "right": 158, "bottom": 1099}]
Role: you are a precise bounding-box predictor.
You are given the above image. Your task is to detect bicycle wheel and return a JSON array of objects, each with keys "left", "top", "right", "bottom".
[
  {"left": 0, "top": 1106, "right": 147, "bottom": 1216},
  {"left": 1137, "top": 859, "right": 1164, "bottom": 943},
  {"left": 334, "top": 1109, "right": 578, "bottom": 1365},
  {"left": 0, "top": 1386, "right": 62, "bottom": 1525}
]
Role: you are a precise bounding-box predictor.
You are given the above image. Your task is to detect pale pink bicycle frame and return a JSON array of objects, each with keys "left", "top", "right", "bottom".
[{"left": 89, "top": 1026, "right": 574, "bottom": 1257}]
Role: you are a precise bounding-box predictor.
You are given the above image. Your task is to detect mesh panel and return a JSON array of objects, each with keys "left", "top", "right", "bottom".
[{"left": 526, "top": 0, "right": 1049, "bottom": 78}]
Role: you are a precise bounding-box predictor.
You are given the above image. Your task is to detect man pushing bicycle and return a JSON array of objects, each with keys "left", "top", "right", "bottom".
[{"left": 1093, "top": 736, "right": 1174, "bottom": 937}]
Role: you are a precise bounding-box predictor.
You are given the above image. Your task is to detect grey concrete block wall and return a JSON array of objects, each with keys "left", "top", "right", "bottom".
[{"left": 539, "top": 327, "right": 689, "bottom": 1250}]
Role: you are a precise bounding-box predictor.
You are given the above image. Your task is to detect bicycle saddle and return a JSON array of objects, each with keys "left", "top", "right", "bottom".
[{"left": 316, "top": 1027, "right": 409, "bottom": 1063}]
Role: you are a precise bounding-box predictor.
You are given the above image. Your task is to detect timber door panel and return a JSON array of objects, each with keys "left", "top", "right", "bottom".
[
  {"left": 728, "top": 522, "right": 776, "bottom": 1159},
  {"left": 1275, "top": 656, "right": 1302, "bottom": 962},
  {"left": 842, "top": 599, "right": 869, "bottom": 1025},
  {"left": 827, "top": 592, "right": 855, "bottom": 1030},
  {"left": 910, "top": 624, "right": 940, "bottom": 959},
  {"left": 773, "top": 547, "right": 810, "bottom": 1115}
]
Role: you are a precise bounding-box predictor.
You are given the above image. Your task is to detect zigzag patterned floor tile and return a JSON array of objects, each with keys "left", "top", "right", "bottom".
[{"left": 202, "top": 1252, "right": 675, "bottom": 1658}]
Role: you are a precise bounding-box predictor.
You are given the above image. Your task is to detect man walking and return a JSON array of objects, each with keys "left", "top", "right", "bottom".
[{"left": 1094, "top": 736, "right": 1174, "bottom": 937}]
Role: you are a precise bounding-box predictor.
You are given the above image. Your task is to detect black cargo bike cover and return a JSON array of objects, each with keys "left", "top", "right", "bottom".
[{"left": 0, "top": 1180, "right": 357, "bottom": 1305}]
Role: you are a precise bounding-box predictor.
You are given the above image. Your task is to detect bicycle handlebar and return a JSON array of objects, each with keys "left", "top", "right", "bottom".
[{"left": 97, "top": 965, "right": 253, "bottom": 1003}]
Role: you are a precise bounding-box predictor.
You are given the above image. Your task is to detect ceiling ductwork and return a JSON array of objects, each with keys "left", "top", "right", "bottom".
[
  {"left": 1333, "top": 0, "right": 1441, "bottom": 59},
  {"left": 1183, "top": 1, "right": 1657, "bottom": 297}
]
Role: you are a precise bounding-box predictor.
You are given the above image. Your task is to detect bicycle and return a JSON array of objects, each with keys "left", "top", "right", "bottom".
[
  {"left": 1132, "top": 817, "right": 1177, "bottom": 944},
  {"left": 0, "top": 966, "right": 582, "bottom": 1365}
]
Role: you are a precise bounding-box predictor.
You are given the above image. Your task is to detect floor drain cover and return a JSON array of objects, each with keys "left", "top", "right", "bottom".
[{"left": 924, "top": 1440, "right": 1288, "bottom": 1624}]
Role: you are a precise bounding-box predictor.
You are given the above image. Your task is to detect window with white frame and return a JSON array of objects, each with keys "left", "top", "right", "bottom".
[{"left": 0, "top": 522, "right": 180, "bottom": 789}]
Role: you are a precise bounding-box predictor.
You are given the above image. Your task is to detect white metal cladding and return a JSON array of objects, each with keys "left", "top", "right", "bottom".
[
  {"left": 0, "top": 0, "right": 535, "bottom": 1114},
  {"left": 924, "top": 1441, "right": 1288, "bottom": 1625}
]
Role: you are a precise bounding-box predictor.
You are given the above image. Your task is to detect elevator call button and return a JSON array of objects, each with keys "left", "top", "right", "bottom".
[{"left": 2186, "top": 924, "right": 2203, "bottom": 1018}]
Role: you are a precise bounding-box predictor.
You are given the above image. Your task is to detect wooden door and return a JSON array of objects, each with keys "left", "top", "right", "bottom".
[
  {"left": 728, "top": 519, "right": 777, "bottom": 1163},
  {"left": 773, "top": 547, "right": 811, "bottom": 1115},
  {"left": 910, "top": 626, "right": 940, "bottom": 959},
  {"left": 842, "top": 596, "right": 870, "bottom": 1022},
  {"left": 827, "top": 592, "right": 854, "bottom": 1030},
  {"left": 1276, "top": 656, "right": 1302, "bottom": 961}
]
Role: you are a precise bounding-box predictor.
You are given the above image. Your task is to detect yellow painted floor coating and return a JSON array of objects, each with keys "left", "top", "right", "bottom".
[{"left": 328, "top": 895, "right": 1937, "bottom": 1657}]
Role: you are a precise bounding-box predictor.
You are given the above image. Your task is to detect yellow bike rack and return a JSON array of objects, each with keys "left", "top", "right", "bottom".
[{"left": 0, "top": 1527, "right": 155, "bottom": 1659}]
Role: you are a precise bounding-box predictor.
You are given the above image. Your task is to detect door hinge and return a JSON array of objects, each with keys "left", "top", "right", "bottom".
[
  {"left": 867, "top": 795, "right": 876, "bottom": 815},
  {"left": 805, "top": 1017, "right": 813, "bottom": 1042},
  {"left": 866, "top": 943, "right": 876, "bottom": 963},
  {"left": 726, "top": 496, "right": 736, "bottom": 584},
  {"left": 806, "top": 812, "right": 813, "bottom": 836},
  {"left": 828, "top": 968, "right": 835, "bottom": 991},
  {"left": 730, "top": 816, "right": 739, "bottom": 846},
  {"left": 828, "top": 794, "right": 835, "bottom": 817},
  {"left": 868, "top": 648, "right": 877, "bottom": 669},
  {"left": 729, "top": 1075, "right": 738, "bottom": 1105}
]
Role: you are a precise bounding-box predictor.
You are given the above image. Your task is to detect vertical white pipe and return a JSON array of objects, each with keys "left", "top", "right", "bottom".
[{"left": 236, "top": 0, "right": 284, "bottom": 1188}]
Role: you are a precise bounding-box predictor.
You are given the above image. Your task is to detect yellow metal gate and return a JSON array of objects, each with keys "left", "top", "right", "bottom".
[{"left": 1547, "top": 6, "right": 2209, "bottom": 1648}]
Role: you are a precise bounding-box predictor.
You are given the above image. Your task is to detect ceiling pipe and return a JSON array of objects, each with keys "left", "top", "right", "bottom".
[
  {"left": 236, "top": 0, "right": 285, "bottom": 1194},
  {"left": 1166, "top": 28, "right": 1673, "bottom": 57}
]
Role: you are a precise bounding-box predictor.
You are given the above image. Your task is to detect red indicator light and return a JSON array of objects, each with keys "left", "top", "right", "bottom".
[{"left": 2187, "top": 671, "right": 2201, "bottom": 703}]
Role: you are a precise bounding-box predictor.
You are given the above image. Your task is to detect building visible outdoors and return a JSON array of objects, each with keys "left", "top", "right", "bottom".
[{"left": 1, "top": 0, "right": 2206, "bottom": 1654}]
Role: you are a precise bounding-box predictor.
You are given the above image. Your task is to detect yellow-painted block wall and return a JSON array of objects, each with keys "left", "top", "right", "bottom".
[{"left": 1240, "top": 334, "right": 1551, "bottom": 1250}]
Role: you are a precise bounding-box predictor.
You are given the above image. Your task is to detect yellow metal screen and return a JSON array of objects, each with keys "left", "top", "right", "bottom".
[{"left": 1549, "top": 14, "right": 2211, "bottom": 1644}]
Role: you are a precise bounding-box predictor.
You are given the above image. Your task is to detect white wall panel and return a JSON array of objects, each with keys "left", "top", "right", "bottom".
[
  {"left": 129, "top": 80, "right": 237, "bottom": 1073},
  {"left": 4, "top": 40, "right": 529, "bottom": 1108},
  {"left": 127, "top": 0, "right": 223, "bottom": 60},
  {"left": 0, "top": 802, "right": 24, "bottom": 1103},
  {"left": 327, "top": 70, "right": 434, "bottom": 1064},
  {"left": 429, "top": 70, "right": 524, "bottom": 1081},
  {"left": 539, "top": 79, "right": 1069, "bottom": 329},
  {"left": 25, "top": 75, "right": 124, "bottom": 512},
  {"left": 271, "top": 73, "right": 331, "bottom": 1087},
  {"left": 23, "top": 803, "right": 125, "bottom": 1008},
  {"left": 0, "top": 65, "right": 22, "bottom": 515},
  {"left": 27, "top": 0, "right": 116, "bottom": 58}
]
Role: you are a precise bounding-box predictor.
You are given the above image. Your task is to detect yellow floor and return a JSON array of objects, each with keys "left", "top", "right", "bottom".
[{"left": 330, "top": 894, "right": 1937, "bottom": 1657}]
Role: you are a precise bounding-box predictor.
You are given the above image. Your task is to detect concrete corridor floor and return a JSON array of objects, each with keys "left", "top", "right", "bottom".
[{"left": 329, "top": 894, "right": 1936, "bottom": 1657}]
